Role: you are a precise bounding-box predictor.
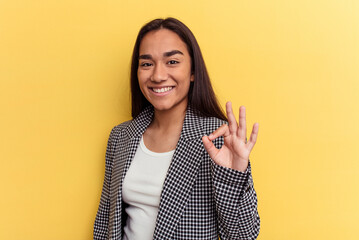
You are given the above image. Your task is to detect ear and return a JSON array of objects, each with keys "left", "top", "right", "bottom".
[{"left": 190, "top": 74, "right": 194, "bottom": 82}]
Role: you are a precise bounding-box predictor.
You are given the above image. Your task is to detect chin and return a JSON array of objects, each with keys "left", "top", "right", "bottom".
[
  {"left": 152, "top": 104, "right": 173, "bottom": 112},
  {"left": 149, "top": 97, "right": 188, "bottom": 113}
]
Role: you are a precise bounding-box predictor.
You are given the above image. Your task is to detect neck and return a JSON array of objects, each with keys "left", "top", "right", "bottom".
[{"left": 151, "top": 104, "right": 187, "bottom": 132}]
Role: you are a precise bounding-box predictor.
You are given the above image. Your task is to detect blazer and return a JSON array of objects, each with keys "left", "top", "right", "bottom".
[{"left": 94, "top": 106, "right": 260, "bottom": 240}]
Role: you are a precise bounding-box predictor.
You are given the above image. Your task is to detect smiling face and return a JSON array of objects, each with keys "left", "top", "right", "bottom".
[{"left": 137, "top": 29, "right": 194, "bottom": 114}]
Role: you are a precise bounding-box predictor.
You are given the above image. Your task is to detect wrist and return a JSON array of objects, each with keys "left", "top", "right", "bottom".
[{"left": 233, "top": 159, "right": 248, "bottom": 172}]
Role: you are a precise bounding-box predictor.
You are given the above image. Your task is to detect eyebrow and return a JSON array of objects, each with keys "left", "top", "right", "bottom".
[
  {"left": 138, "top": 50, "right": 184, "bottom": 60},
  {"left": 164, "top": 50, "right": 184, "bottom": 57}
]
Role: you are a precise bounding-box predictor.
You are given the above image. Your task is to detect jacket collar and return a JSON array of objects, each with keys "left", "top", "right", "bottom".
[{"left": 125, "top": 105, "right": 204, "bottom": 141}]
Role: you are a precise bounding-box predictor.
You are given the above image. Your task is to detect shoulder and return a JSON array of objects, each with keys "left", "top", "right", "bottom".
[
  {"left": 108, "top": 120, "right": 132, "bottom": 140},
  {"left": 109, "top": 106, "right": 154, "bottom": 141},
  {"left": 113, "top": 120, "right": 132, "bottom": 131}
]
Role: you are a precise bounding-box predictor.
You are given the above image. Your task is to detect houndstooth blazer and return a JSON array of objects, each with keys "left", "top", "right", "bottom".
[{"left": 94, "top": 106, "right": 260, "bottom": 240}]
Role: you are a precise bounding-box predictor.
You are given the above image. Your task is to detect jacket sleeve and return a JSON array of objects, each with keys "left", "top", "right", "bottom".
[
  {"left": 211, "top": 161, "right": 260, "bottom": 240},
  {"left": 93, "top": 127, "right": 117, "bottom": 240}
]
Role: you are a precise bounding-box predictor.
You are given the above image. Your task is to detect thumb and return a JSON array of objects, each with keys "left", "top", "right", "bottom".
[{"left": 202, "top": 135, "right": 219, "bottom": 159}]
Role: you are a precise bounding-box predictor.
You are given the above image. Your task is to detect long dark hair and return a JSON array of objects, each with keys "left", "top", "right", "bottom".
[{"left": 130, "top": 17, "right": 227, "bottom": 121}]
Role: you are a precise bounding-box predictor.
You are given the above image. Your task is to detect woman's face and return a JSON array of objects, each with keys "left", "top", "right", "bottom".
[{"left": 137, "top": 29, "right": 194, "bottom": 114}]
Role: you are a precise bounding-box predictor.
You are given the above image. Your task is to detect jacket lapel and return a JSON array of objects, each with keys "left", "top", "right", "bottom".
[
  {"left": 109, "top": 107, "right": 154, "bottom": 239},
  {"left": 153, "top": 107, "right": 205, "bottom": 239}
]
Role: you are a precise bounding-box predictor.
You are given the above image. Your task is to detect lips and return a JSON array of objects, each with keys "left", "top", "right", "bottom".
[{"left": 150, "top": 86, "right": 174, "bottom": 93}]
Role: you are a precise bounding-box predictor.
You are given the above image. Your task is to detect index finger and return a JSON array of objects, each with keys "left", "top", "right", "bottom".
[
  {"left": 208, "top": 123, "right": 230, "bottom": 141},
  {"left": 237, "top": 105, "right": 247, "bottom": 140},
  {"left": 226, "top": 101, "right": 238, "bottom": 134}
]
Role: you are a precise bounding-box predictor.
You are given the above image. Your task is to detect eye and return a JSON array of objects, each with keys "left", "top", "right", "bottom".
[
  {"left": 140, "top": 62, "right": 152, "bottom": 67},
  {"left": 168, "top": 60, "right": 179, "bottom": 65}
]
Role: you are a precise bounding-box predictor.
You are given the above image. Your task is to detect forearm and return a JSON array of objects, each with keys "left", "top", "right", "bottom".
[{"left": 212, "top": 161, "right": 260, "bottom": 240}]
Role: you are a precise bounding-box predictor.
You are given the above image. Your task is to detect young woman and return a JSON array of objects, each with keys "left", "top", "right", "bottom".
[{"left": 94, "top": 18, "right": 260, "bottom": 240}]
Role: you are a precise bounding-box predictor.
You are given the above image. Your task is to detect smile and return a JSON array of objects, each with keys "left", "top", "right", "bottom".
[{"left": 151, "top": 87, "right": 173, "bottom": 93}]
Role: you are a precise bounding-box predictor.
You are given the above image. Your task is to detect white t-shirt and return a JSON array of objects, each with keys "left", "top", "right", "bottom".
[{"left": 122, "top": 136, "right": 175, "bottom": 240}]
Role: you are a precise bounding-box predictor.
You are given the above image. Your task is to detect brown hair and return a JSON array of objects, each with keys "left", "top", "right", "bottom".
[{"left": 130, "top": 17, "right": 227, "bottom": 121}]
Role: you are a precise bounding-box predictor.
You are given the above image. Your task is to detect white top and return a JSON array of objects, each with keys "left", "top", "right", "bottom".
[{"left": 122, "top": 136, "right": 175, "bottom": 240}]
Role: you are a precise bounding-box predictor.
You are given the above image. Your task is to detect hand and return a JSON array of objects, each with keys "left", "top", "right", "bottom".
[{"left": 202, "top": 102, "right": 259, "bottom": 172}]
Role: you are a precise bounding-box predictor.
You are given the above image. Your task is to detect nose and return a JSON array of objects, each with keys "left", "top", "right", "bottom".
[{"left": 151, "top": 63, "right": 168, "bottom": 82}]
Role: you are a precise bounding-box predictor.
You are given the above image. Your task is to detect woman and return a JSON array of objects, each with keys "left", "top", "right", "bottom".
[{"left": 94, "top": 17, "right": 260, "bottom": 240}]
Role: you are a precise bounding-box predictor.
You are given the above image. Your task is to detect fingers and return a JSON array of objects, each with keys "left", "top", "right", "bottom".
[
  {"left": 202, "top": 135, "right": 219, "bottom": 159},
  {"left": 247, "top": 122, "right": 259, "bottom": 151},
  {"left": 208, "top": 124, "right": 230, "bottom": 141},
  {"left": 226, "top": 102, "right": 237, "bottom": 134},
  {"left": 204, "top": 124, "right": 229, "bottom": 159},
  {"left": 237, "top": 105, "right": 247, "bottom": 141}
]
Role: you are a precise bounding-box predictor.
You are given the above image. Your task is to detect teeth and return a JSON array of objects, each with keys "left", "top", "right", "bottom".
[{"left": 152, "top": 87, "right": 173, "bottom": 93}]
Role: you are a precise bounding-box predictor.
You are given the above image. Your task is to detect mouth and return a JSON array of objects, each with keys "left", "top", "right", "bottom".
[{"left": 150, "top": 86, "right": 174, "bottom": 93}]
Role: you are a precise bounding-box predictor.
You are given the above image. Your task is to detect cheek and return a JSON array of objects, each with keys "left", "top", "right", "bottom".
[
  {"left": 139, "top": 83, "right": 148, "bottom": 98},
  {"left": 180, "top": 78, "right": 192, "bottom": 96},
  {"left": 137, "top": 71, "right": 146, "bottom": 87},
  {"left": 137, "top": 77, "right": 147, "bottom": 97}
]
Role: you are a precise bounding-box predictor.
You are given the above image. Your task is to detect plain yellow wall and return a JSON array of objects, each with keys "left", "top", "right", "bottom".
[{"left": 1, "top": 0, "right": 358, "bottom": 239}]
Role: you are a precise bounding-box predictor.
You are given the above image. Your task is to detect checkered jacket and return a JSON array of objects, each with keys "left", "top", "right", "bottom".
[{"left": 94, "top": 106, "right": 260, "bottom": 239}]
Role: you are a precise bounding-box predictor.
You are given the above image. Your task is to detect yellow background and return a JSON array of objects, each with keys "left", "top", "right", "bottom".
[{"left": 1, "top": 0, "right": 358, "bottom": 239}]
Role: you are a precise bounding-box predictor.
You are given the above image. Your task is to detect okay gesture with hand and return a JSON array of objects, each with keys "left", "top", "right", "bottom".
[{"left": 202, "top": 102, "right": 259, "bottom": 172}]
